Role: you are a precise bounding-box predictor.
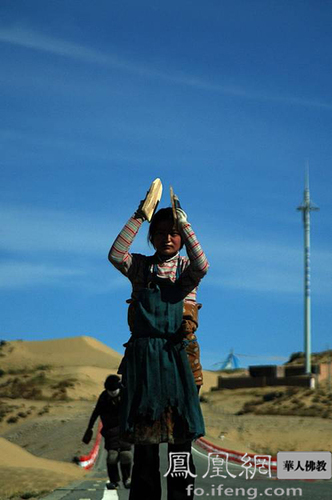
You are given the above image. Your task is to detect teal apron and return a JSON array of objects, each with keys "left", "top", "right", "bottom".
[{"left": 119, "top": 260, "right": 205, "bottom": 443}]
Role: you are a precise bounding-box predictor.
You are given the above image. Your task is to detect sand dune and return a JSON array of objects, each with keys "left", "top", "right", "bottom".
[
  {"left": 200, "top": 369, "right": 219, "bottom": 392},
  {"left": 0, "top": 334, "right": 219, "bottom": 498},
  {"left": 0, "top": 437, "right": 85, "bottom": 474},
  {"left": 2, "top": 334, "right": 331, "bottom": 500},
  {"left": 63, "top": 366, "right": 121, "bottom": 399},
  {"left": 1, "top": 335, "right": 122, "bottom": 370},
  {"left": 0, "top": 437, "right": 86, "bottom": 500},
  {"left": 1, "top": 335, "right": 218, "bottom": 393}
]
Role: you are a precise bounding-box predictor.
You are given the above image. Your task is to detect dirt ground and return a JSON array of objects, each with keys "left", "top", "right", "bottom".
[
  {"left": 0, "top": 401, "right": 91, "bottom": 500},
  {"left": 2, "top": 386, "right": 332, "bottom": 499},
  {"left": 1, "top": 338, "right": 332, "bottom": 499},
  {"left": 200, "top": 387, "right": 332, "bottom": 455}
]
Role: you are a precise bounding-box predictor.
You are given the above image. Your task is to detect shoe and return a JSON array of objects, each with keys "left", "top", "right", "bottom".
[
  {"left": 106, "top": 482, "right": 118, "bottom": 490},
  {"left": 123, "top": 478, "right": 131, "bottom": 489}
]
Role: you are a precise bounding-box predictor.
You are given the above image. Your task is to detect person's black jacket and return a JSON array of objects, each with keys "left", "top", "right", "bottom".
[{"left": 87, "top": 389, "right": 131, "bottom": 451}]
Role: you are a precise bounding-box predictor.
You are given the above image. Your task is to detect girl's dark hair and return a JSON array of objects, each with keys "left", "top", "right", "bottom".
[{"left": 148, "top": 207, "right": 184, "bottom": 248}]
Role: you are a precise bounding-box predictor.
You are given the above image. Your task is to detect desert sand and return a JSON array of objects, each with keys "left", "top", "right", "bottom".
[
  {"left": 0, "top": 437, "right": 86, "bottom": 499},
  {"left": 200, "top": 387, "right": 332, "bottom": 455},
  {"left": 0, "top": 335, "right": 122, "bottom": 370},
  {"left": 1, "top": 336, "right": 331, "bottom": 499}
]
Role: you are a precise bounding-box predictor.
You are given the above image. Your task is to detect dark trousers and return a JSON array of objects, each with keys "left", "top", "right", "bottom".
[
  {"left": 107, "top": 449, "right": 132, "bottom": 484},
  {"left": 129, "top": 441, "right": 196, "bottom": 500}
]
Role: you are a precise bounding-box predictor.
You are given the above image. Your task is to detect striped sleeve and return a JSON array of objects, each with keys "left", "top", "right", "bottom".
[
  {"left": 108, "top": 216, "right": 143, "bottom": 275},
  {"left": 180, "top": 222, "right": 209, "bottom": 279}
]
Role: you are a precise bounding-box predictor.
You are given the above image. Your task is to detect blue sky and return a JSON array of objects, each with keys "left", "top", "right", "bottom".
[{"left": 1, "top": 0, "right": 332, "bottom": 370}]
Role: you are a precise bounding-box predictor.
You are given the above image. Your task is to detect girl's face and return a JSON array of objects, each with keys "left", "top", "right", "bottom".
[{"left": 152, "top": 220, "right": 182, "bottom": 258}]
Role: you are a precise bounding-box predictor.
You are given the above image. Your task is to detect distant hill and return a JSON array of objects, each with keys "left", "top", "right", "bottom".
[
  {"left": 287, "top": 349, "right": 332, "bottom": 365},
  {"left": 0, "top": 336, "right": 219, "bottom": 401},
  {"left": 0, "top": 335, "right": 122, "bottom": 370}
]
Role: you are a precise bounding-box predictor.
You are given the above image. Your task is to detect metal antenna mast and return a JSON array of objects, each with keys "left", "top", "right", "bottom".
[{"left": 297, "top": 165, "right": 319, "bottom": 374}]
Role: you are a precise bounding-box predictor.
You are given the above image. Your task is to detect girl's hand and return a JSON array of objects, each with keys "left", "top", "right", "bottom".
[
  {"left": 134, "top": 199, "right": 147, "bottom": 221},
  {"left": 135, "top": 178, "right": 162, "bottom": 221},
  {"left": 176, "top": 207, "right": 188, "bottom": 227},
  {"left": 173, "top": 194, "right": 188, "bottom": 227}
]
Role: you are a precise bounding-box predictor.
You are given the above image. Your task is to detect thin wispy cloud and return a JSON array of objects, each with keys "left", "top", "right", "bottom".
[
  {"left": 0, "top": 202, "right": 332, "bottom": 296},
  {"left": 1, "top": 25, "right": 331, "bottom": 111},
  {"left": 0, "top": 261, "right": 84, "bottom": 289},
  {"left": 0, "top": 26, "right": 111, "bottom": 65},
  {"left": 1, "top": 203, "right": 147, "bottom": 256},
  {"left": 206, "top": 234, "right": 332, "bottom": 297},
  {"left": 0, "top": 203, "right": 146, "bottom": 290},
  {"left": 0, "top": 259, "right": 129, "bottom": 292},
  {"left": 1, "top": 203, "right": 330, "bottom": 296},
  {"left": 1, "top": 204, "right": 109, "bottom": 255}
]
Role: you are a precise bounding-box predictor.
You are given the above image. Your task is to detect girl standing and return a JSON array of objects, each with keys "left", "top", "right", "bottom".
[{"left": 108, "top": 190, "right": 209, "bottom": 500}]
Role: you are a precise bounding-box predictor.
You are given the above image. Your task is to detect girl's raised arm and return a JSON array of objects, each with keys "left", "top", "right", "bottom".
[
  {"left": 109, "top": 179, "right": 162, "bottom": 275},
  {"left": 176, "top": 203, "right": 209, "bottom": 281},
  {"left": 108, "top": 214, "right": 144, "bottom": 275}
]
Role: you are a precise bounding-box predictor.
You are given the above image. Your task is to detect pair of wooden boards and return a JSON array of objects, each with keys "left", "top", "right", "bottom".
[{"left": 141, "top": 178, "right": 178, "bottom": 223}]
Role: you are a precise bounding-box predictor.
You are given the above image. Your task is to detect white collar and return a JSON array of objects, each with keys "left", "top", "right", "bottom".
[{"left": 156, "top": 252, "right": 179, "bottom": 263}]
